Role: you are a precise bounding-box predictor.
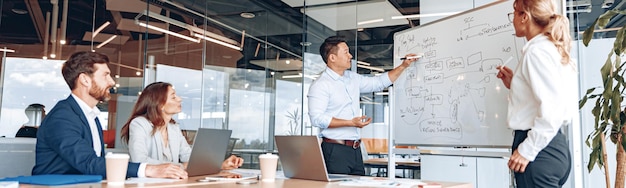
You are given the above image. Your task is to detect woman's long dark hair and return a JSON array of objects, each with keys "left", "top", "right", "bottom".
[{"left": 120, "top": 82, "right": 177, "bottom": 143}]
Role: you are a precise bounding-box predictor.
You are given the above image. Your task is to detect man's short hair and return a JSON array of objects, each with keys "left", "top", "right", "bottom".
[
  {"left": 61, "top": 52, "right": 109, "bottom": 90},
  {"left": 319, "top": 36, "right": 347, "bottom": 64}
]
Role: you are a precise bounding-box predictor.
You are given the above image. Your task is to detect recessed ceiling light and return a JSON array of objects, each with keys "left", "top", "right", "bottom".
[
  {"left": 240, "top": 12, "right": 255, "bottom": 19},
  {"left": 300, "top": 42, "right": 312, "bottom": 46},
  {"left": 11, "top": 8, "right": 28, "bottom": 15}
]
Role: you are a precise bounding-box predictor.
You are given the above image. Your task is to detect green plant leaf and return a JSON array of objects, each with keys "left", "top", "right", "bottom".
[
  {"left": 612, "top": 86, "right": 622, "bottom": 124},
  {"left": 580, "top": 88, "right": 599, "bottom": 109},
  {"left": 582, "top": 5, "right": 626, "bottom": 173},
  {"left": 601, "top": 54, "right": 614, "bottom": 86},
  {"left": 620, "top": 26, "right": 626, "bottom": 55},
  {"left": 598, "top": 10, "right": 619, "bottom": 29},
  {"left": 580, "top": 96, "right": 588, "bottom": 109},
  {"left": 614, "top": 26, "right": 626, "bottom": 55},
  {"left": 583, "top": 19, "right": 598, "bottom": 46}
]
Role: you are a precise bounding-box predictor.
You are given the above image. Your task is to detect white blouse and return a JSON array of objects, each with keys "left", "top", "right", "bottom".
[{"left": 507, "top": 34, "right": 578, "bottom": 161}]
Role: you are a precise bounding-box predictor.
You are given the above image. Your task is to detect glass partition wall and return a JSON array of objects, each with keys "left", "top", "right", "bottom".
[
  {"left": 0, "top": 0, "right": 519, "bottom": 163},
  {"left": 0, "top": 0, "right": 601, "bottom": 176}
]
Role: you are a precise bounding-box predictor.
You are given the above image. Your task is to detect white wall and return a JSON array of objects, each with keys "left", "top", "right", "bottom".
[{"left": 575, "top": 38, "right": 620, "bottom": 187}]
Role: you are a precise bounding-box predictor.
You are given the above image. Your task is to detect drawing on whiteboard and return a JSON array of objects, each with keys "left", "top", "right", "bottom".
[
  {"left": 456, "top": 15, "right": 513, "bottom": 42},
  {"left": 398, "top": 50, "right": 510, "bottom": 140},
  {"left": 393, "top": 0, "right": 520, "bottom": 146}
]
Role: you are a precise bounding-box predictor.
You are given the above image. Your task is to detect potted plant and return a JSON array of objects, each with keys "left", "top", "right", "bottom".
[
  {"left": 285, "top": 108, "right": 301, "bottom": 135},
  {"left": 579, "top": 1, "right": 626, "bottom": 187}
]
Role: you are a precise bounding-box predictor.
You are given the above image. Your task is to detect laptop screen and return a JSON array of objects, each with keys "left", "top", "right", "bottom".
[
  {"left": 186, "top": 128, "right": 232, "bottom": 177},
  {"left": 275, "top": 135, "right": 341, "bottom": 181}
]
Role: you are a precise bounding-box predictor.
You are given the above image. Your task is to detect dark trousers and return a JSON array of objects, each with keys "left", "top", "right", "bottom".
[
  {"left": 321, "top": 142, "right": 365, "bottom": 175},
  {"left": 512, "top": 130, "right": 571, "bottom": 188}
]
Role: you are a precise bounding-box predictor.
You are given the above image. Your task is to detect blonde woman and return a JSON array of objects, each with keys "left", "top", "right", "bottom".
[{"left": 497, "top": 0, "right": 576, "bottom": 187}]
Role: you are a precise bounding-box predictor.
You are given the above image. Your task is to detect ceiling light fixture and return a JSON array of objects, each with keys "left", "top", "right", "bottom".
[
  {"left": 50, "top": 0, "right": 59, "bottom": 59},
  {"left": 136, "top": 10, "right": 240, "bottom": 49},
  {"left": 43, "top": 12, "right": 50, "bottom": 60},
  {"left": 282, "top": 73, "right": 318, "bottom": 79},
  {"left": 391, "top": 12, "right": 460, "bottom": 20},
  {"left": 96, "top": 35, "right": 117, "bottom": 48},
  {"left": 156, "top": 1, "right": 299, "bottom": 59},
  {"left": 59, "top": 0, "right": 68, "bottom": 47},
  {"left": 240, "top": 12, "right": 255, "bottom": 19},
  {"left": 282, "top": 73, "right": 302, "bottom": 79},
  {"left": 11, "top": 8, "right": 28, "bottom": 14},
  {"left": 357, "top": 18, "right": 384, "bottom": 25},
  {"left": 92, "top": 21, "right": 110, "bottom": 38},
  {"left": 193, "top": 33, "right": 241, "bottom": 50},
  {"left": 137, "top": 22, "right": 200, "bottom": 43}
]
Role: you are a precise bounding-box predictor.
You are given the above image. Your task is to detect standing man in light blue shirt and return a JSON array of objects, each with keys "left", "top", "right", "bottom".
[{"left": 308, "top": 36, "right": 418, "bottom": 175}]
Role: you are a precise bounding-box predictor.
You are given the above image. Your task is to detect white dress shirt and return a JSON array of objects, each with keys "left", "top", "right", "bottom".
[
  {"left": 71, "top": 94, "right": 147, "bottom": 177},
  {"left": 308, "top": 68, "right": 392, "bottom": 140},
  {"left": 507, "top": 35, "right": 578, "bottom": 161},
  {"left": 71, "top": 94, "right": 103, "bottom": 157}
]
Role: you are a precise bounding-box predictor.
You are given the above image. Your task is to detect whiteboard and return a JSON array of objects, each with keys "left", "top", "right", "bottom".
[{"left": 392, "top": 0, "right": 524, "bottom": 147}]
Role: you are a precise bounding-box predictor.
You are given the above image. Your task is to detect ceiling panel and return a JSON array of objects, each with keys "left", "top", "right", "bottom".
[
  {"left": 105, "top": 0, "right": 161, "bottom": 14},
  {"left": 81, "top": 32, "right": 130, "bottom": 45},
  {"left": 304, "top": 0, "right": 407, "bottom": 31}
]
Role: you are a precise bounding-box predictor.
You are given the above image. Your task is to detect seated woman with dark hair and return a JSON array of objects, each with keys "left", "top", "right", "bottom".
[{"left": 121, "top": 82, "right": 243, "bottom": 170}]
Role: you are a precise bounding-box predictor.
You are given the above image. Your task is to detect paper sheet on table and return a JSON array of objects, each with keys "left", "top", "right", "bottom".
[
  {"left": 339, "top": 177, "right": 426, "bottom": 188},
  {"left": 125, "top": 177, "right": 181, "bottom": 184}
]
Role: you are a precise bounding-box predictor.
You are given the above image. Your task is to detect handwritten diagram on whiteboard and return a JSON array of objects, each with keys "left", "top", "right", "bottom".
[{"left": 393, "top": 0, "right": 524, "bottom": 147}]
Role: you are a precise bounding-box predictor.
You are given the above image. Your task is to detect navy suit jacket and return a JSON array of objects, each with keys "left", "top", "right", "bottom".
[{"left": 32, "top": 95, "right": 140, "bottom": 178}]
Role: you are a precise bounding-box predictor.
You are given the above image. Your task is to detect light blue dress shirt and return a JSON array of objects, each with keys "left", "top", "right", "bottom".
[{"left": 308, "top": 68, "right": 392, "bottom": 140}]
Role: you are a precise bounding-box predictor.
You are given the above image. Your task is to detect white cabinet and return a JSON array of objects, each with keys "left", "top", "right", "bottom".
[{"left": 420, "top": 147, "right": 511, "bottom": 188}]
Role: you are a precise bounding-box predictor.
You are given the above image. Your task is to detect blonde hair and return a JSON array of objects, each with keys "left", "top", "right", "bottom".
[{"left": 516, "top": 0, "right": 571, "bottom": 65}]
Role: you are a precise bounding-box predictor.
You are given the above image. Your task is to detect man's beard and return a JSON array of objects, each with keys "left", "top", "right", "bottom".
[{"left": 89, "top": 84, "right": 111, "bottom": 102}]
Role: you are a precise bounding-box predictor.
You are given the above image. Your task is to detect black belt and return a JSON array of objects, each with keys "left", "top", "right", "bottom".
[{"left": 322, "top": 138, "right": 361, "bottom": 149}]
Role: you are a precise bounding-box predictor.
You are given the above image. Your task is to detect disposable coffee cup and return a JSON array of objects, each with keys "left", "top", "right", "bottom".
[
  {"left": 258, "top": 153, "right": 279, "bottom": 182},
  {"left": 105, "top": 152, "right": 129, "bottom": 186}
]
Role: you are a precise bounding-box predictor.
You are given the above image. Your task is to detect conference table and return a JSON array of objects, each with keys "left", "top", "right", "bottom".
[
  {"left": 17, "top": 170, "right": 471, "bottom": 188},
  {"left": 18, "top": 177, "right": 471, "bottom": 188}
]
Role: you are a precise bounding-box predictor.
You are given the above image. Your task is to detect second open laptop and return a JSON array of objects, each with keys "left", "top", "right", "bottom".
[
  {"left": 186, "top": 128, "right": 232, "bottom": 177},
  {"left": 274, "top": 135, "right": 355, "bottom": 182}
]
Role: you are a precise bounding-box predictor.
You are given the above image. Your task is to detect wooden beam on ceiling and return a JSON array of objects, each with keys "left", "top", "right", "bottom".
[
  {"left": 110, "top": 11, "right": 132, "bottom": 37},
  {"left": 24, "top": 0, "right": 45, "bottom": 42}
]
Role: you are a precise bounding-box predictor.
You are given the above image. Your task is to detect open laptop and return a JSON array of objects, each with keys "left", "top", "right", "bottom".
[
  {"left": 274, "top": 135, "right": 355, "bottom": 182},
  {"left": 186, "top": 128, "right": 232, "bottom": 177}
]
